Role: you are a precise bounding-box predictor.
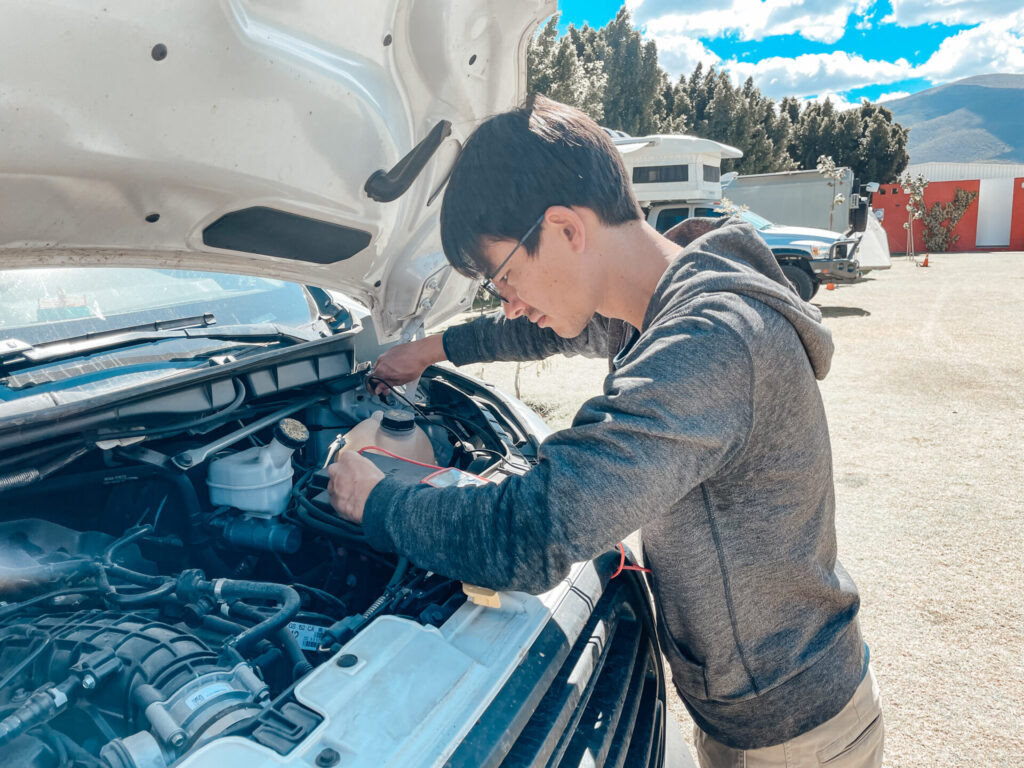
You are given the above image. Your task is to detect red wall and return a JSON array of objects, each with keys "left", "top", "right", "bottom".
[
  {"left": 873, "top": 179, "right": 981, "bottom": 254},
  {"left": 1009, "top": 177, "right": 1024, "bottom": 251}
]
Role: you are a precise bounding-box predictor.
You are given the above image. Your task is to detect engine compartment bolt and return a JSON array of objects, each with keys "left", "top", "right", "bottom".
[
  {"left": 169, "top": 732, "right": 186, "bottom": 748},
  {"left": 315, "top": 747, "right": 340, "bottom": 767},
  {"left": 335, "top": 654, "right": 357, "bottom": 668},
  {"left": 81, "top": 674, "right": 97, "bottom": 690}
]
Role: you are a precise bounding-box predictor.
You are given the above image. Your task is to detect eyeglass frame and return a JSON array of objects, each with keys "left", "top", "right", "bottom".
[{"left": 480, "top": 213, "right": 546, "bottom": 303}]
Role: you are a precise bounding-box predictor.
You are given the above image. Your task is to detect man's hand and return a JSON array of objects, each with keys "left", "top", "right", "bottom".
[
  {"left": 328, "top": 452, "right": 386, "bottom": 525},
  {"left": 369, "top": 335, "right": 447, "bottom": 395}
]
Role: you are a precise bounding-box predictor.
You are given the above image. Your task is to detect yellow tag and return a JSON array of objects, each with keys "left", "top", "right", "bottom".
[{"left": 462, "top": 583, "right": 501, "bottom": 608}]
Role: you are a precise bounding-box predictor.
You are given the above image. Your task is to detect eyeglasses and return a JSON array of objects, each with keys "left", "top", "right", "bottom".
[{"left": 481, "top": 213, "right": 545, "bottom": 303}]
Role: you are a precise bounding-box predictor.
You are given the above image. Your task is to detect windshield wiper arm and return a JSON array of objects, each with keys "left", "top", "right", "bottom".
[{"left": 0, "top": 314, "right": 317, "bottom": 372}]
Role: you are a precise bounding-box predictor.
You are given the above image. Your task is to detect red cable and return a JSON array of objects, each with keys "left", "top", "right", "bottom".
[
  {"left": 611, "top": 542, "right": 652, "bottom": 578},
  {"left": 356, "top": 446, "right": 442, "bottom": 470}
]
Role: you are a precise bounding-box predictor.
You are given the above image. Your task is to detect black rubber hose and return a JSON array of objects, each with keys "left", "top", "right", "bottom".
[
  {"left": 205, "top": 579, "right": 301, "bottom": 654},
  {"left": 230, "top": 601, "right": 312, "bottom": 680},
  {"left": 104, "top": 580, "right": 176, "bottom": 606},
  {"left": 102, "top": 527, "right": 166, "bottom": 588},
  {"left": 201, "top": 614, "right": 250, "bottom": 636}
]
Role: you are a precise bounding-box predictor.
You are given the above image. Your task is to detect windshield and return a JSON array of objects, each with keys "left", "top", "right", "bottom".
[
  {"left": 737, "top": 210, "right": 774, "bottom": 230},
  {"left": 0, "top": 268, "right": 318, "bottom": 345}
]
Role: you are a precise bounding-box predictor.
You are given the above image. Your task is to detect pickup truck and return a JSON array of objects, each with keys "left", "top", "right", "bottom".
[{"left": 646, "top": 203, "right": 891, "bottom": 302}]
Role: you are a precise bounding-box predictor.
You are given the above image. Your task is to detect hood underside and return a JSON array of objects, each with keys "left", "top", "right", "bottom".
[{"left": 0, "top": 0, "right": 554, "bottom": 341}]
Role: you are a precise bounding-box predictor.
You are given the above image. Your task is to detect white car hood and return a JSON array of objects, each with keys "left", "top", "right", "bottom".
[
  {"left": 764, "top": 224, "right": 842, "bottom": 241},
  {"left": 0, "top": 0, "right": 553, "bottom": 341}
]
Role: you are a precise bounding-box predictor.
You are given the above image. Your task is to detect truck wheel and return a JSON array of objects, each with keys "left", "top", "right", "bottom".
[
  {"left": 810, "top": 280, "right": 821, "bottom": 298},
  {"left": 781, "top": 265, "right": 814, "bottom": 302}
]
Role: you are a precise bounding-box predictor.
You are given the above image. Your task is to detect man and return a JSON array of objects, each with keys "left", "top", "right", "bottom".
[{"left": 328, "top": 95, "right": 883, "bottom": 767}]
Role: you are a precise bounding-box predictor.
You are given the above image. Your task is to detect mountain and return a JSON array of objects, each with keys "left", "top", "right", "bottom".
[{"left": 882, "top": 74, "right": 1024, "bottom": 164}]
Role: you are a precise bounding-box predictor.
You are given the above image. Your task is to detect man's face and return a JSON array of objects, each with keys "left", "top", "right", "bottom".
[{"left": 478, "top": 212, "right": 597, "bottom": 338}]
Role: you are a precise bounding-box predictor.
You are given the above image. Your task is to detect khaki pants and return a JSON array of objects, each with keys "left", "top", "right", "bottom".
[{"left": 695, "top": 668, "right": 884, "bottom": 768}]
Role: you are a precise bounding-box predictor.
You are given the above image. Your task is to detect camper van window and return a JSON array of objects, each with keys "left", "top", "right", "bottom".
[
  {"left": 703, "top": 165, "right": 721, "bottom": 182},
  {"left": 695, "top": 207, "right": 716, "bottom": 217},
  {"left": 633, "top": 164, "right": 689, "bottom": 184},
  {"left": 655, "top": 207, "right": 690, "bottom": 232}
]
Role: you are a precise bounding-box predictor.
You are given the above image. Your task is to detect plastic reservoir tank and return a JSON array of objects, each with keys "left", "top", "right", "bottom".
[
  {"left": 207, "top": 418, "right": 309, "bottom": 516},
  {"left": 338, "top": 409, "right": 435, "bottom": 464}
]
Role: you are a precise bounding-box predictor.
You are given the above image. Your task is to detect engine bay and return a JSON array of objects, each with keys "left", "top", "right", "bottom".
[{"left": 0, "top": 367, "right": 536, "bottom": 768}]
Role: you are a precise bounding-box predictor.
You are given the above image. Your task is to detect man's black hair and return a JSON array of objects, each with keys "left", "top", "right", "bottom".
[{"left": 439, "top": 94, "right": 642, "bottom": 278}]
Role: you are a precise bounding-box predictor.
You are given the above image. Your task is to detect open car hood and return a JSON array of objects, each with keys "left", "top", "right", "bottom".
[{"left": 0, "top": 0, "right": 554, "bottom": 341}]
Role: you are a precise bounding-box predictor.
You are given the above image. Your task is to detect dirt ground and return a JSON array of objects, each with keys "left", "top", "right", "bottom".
[{"left": 455, "top": 252, "right": 1024, "bottom": 766}]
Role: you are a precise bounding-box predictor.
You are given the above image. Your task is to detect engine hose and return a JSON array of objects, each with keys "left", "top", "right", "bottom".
[
  {"left": 104, "top": 580, "right": 176, "bottom": 607},
  {"left": 230, "top": 602, "right": 312, "bottom": 680},
  {"left": 203, "top": 579, "right": 301, "bottom": 654},
  {"left": 101, "top": 527, "right": 166, "bottom": 588},
  {"left": 290, "top": 490, "right": 368, "bottom": 542},
  {"left": 200, "top": 614, "right": 251, "bottom": 636}
]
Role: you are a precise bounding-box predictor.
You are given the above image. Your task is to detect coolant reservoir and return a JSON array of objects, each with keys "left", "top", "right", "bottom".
[
  {"left": 339, "top": 409, "right": 435, "bottom": 464},
  {"left": 207, "top": 419, "right": 309, "bottom": 516}
]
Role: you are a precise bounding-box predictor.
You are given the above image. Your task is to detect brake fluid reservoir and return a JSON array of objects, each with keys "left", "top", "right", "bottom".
[
  {"left": 339, "top": 409, "right": 435, "bottom": 465},
  {"left": 207, "top": 419, "right": 309, "bottom": 516}
]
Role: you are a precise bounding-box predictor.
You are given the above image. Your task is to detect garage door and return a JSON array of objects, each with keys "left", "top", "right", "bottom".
[{"left": 976, "top": 178, "right": 1014, "bottom": 247}]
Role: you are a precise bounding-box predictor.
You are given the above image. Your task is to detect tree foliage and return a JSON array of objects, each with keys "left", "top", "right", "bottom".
[{"left": 527, "top": 10, "right": 910, "bottom": 183}]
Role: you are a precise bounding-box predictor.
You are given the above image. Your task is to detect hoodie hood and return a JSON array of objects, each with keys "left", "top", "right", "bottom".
[{"left": 653, "top": 216, "right": 834, "bottom": 379}]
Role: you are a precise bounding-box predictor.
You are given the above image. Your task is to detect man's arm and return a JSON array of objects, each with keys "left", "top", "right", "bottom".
[
  {"left": 369, "top": 311, "right": 620, "bottom": 393},
  {"left": 355, "top": 307, "right": 754, "bottom": 593},
  {"left": 441, "top": 311, "right": 617, "bottom": 366}
]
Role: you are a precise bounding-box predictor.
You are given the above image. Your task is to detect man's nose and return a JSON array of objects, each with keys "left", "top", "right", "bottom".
[{"left": 502, "top": 292, "right": 529, "bottom": 320}]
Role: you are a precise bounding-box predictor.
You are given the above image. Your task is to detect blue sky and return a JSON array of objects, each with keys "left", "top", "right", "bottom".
[{"left": 556, "top": 0, "right": 1024, "bottom": 107}]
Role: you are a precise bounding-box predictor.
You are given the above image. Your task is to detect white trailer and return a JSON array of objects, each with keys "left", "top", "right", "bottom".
[{"left": 723, "top": 168, "right": 858, "bottom": 232}]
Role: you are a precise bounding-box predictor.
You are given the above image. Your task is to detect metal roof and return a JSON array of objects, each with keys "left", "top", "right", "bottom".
[{"left": 905, "top": 162, "right": 1024, "bottom": 182}]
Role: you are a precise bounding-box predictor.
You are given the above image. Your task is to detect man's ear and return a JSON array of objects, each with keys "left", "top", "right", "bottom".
[{"left": 544, "top": 205, "right": 587, "bottom": 254}]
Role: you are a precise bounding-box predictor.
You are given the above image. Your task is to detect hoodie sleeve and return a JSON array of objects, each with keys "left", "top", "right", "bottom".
[
  {"left": 363, "top": 303, "right": 754, "bottom": 593},
  {"left": 441, "top": 311, "right": 619, "bottom": 366}
]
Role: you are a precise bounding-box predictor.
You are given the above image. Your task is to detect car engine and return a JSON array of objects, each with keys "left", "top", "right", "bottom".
[{"left": 0, "top": 370, "right": 534, "bottom": 768}]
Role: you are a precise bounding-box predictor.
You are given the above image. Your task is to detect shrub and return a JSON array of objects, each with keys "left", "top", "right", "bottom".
[{"left": 922, "top": 188, "right": 979, "bottom": 252}]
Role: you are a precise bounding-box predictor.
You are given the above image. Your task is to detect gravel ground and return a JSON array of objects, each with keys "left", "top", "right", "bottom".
[{"left": 454, "top": 252, "right": 1024, "bottom": 766}]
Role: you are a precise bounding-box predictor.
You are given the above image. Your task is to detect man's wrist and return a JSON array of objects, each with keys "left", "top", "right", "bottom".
[{"left": 425, "top": 332, "right": 449, "bottom": 365}]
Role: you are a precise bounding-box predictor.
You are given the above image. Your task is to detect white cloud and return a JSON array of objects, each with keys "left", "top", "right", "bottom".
[
  {"left": 914, "top": 11, "right": 1024, "bottom": 82},
  {"left": 724, "top": 51, "right": 912, "bottom": 99},
  {"left": 803, "top": 91, "right": 862, "bottom": 112},
  {"left": 652, "top": 35, "right": 723, "bottom": 80},
  {"left": 883, "top": 0, "right": 1022, "bottom": 27},
  {"left": 876, "top": 90, "right": 911, "bottom": 103},
  {"left": 635, "top": 0, "right": 863, "bottom": 45},
  {"left": 630, "top": 3, "right": 1024, "bottom": 104}
]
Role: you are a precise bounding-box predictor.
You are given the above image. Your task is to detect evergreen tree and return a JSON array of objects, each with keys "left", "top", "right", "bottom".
[
  {"left": 525, "top": 11, "right": 909, "bottom": 182},
  {"left": 857, "top": 110, "right": 909, "bottom": 183},
  {"left": 596, "top": 8, "right": 663, "bottom": 135},
  {"left": 527, "top": 15, "right": 607, "bottom": 122}
]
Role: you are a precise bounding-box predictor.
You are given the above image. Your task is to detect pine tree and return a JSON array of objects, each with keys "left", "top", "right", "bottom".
[
  {"left": 525, "top": 12, "right": 908, "bottom": 181},
  {"left": 527, "top": 15, "right": 607, "bottom": 123}
]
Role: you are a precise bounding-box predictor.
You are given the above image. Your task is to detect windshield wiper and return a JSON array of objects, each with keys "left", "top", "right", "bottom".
[{"left": 0, "top": 313, "right": 318, "bottom": 372}]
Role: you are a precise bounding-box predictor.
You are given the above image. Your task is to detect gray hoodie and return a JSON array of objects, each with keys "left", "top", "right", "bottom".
[{"left": 363, "top": 217, "right": 865, "bottom": 749}]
